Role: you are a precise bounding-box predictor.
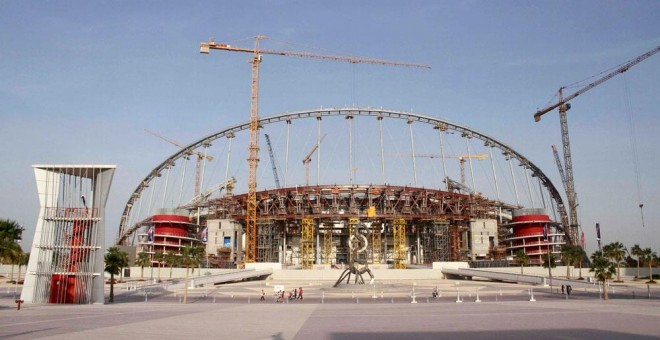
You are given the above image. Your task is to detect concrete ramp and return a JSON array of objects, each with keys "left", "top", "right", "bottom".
[
  {"left": 442, "top": 268, "right": 601, "bottom": 289},
  {"left": 164, "top": 268, "right": 273, "bottom": 290}
]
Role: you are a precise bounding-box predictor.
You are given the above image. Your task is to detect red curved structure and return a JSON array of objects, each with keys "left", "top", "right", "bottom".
[{"left": 503, "top": 208, "right": 564, "bottom": 264}]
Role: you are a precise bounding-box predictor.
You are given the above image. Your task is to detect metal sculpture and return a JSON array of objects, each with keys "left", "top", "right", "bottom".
[{"left": 333, "top": 222, "right": 374, "bottom": 287}]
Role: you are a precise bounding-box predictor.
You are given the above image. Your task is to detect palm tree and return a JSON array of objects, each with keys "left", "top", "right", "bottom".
[
  {"left": 135, "top": 252, "right": 151, "bottom": 279},
  {"left": 105, "top": 246, "right": 129, "bottom": 303},
  {"left": 590, "top": 250, "right": 616, "bottom": 300},
  {"left": 154, "top": 250, "right": 165, "bottom": 282},
  {"left": 561, "top": 244, "right": 579, "bottom": 279},
  {"left": 3, "top": 242, "right": 22, "bottom": 282},
  {"left": 630, "top": 244, "right": 643, "bottom": 280},
  {"left": 17, "top": 252, "right": 29, "bottom": 283},
  {"left": 0, "top": 219, "right": 24, "bottom": 272},
  {"left": 575, "top": 246, "right": 587, "bottom": 280},
  {"left": 0, "top": 219, "right": 24, "bottom": 243},
  {"left": 542, "top": 252, "right": 556, "bottom": 282},
  {"left": 603, "top": 242, "right": 627, "bottom": 282},
  {"left": 181, "top": 245, "right": 205, "bottom": 304},
  {"left": 641, "top": 248, "right": 657, "bottom": 284},
  {"left": 514, "top": 250, "right": 529, "bottom": 275},
  {"left": 165, "top": 251, "right": 180, "bottom": 279}
]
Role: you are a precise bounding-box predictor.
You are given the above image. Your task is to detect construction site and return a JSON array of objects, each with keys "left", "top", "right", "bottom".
[
  {"left": 110, "top": 41, "right": 657, "bottom": 272},
  {"left": 19, "top": 35, "right": 658, "bottom": 306}
]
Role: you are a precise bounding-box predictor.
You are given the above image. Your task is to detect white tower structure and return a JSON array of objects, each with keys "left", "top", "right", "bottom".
[{"left": 21, "top": 165, "right": 115, "bottom": 304}]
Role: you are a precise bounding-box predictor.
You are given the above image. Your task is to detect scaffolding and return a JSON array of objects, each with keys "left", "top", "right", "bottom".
[
  {"left": 432, "top": 221, "right": 451, "bottom": 262},
  {"left": 370, "top": 221, "right": 382, "bottom": 263},
  {"left": 301, "top": 218, "right": 315, "bottom": 269},
  {"left": 256, "top": 219, "right": 275, "bottom": 263},
  {"left": 393, "top": 218, "right": 406, "bottom": 269},
  {"left": 323, "top": 223, "right": 333, "bottom": 264}
]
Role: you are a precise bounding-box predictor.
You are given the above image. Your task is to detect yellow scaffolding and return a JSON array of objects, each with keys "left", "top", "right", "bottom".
[
  {"left": 371, "top": 222, "right": 382, "bottom": 264},
  {"left": 301, "top": 218, "right": 315, "bottom": 269},
  {"left": 323, "top": 223, "right": 333, "bottom": 264},
  {"left": 393, "top": 218, "right": 407, "bottom": 269},
  {"left": 348, "top": 218, "right": 359, "bottom": 262}
]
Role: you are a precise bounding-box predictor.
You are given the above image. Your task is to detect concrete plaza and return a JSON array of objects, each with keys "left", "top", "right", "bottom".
[{"left": 1, "top": 278, "right": 659, "bottom": 339}]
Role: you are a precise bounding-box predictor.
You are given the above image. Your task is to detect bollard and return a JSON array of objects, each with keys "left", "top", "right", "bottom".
[
  {"left": 495, "top": 294, "right": 498, "bottom": 302},
  {"left": 322, "top": 292, "right": 324, "bottom": 304},
  {"left": 391, "top": 297, "right": 394, "bottom": 304},
  {"left": 248, "top": 297, "right": 251, "bottom": 304},
  {"left": 456, "top": 289, "right": 462, "bottom": 303},
  {"left": 632, "top": 291, "right": 635, "bottom": 299},
  {"left": 356, "top": 297, "right": 359, "bottom": 304},
  {"left": 648, "top": 285, "right": 651, "bottom": 299},
  {"left": 475, "top": 289, "right": 481, "bottom": 303},
  {"left": 529, "top": 288, "right": 536, "bottom": 302},
  {"left": 15, "top": 299, "right": 24, "bottom": 310},
  {"left": 381, "top": 291, "right": 384, "bottom": 299}
]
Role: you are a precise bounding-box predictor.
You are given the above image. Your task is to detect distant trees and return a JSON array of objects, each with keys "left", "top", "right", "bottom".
[
  {"left": 561, "top": 244, "right": 583, "bottom": 279},
  {"left": 165, "top": 251, "right": 180, "bottom": 279},
  {"left": 603, "top": 242, "right": 627, "bottom": 282},
  {"left": 542, "top": 252, "right": 556, "bottom": 281},
  {"left": 105, "top": 246, "right": 129, "bottom": 303},
  {"left": 641, "top": 248, "right": 657, "bottom": 284},
  {"left": 181, "top": 245, "right": 205, "bottom": 304},
  {"left": 0, "top": 219, "right": 25, "bottom": 283},
  {"left": 154, "top": 250, "right": 165, "bottom": 282},
  {"left": 514, "top": 250, "right": 529, "bottom": 275},
  {"left": 135, "top": 252, "right": 151, "bottom": 279},
  {"left": 630, "top": 244, "right": 643, "bottom": 280}
]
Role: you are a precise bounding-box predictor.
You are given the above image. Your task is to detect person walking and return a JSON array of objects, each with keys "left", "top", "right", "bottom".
[
  {"left": 260, "top": 289, "right": 265, "bottom": 301},
  {"left": 298, "top": 287, "right": 303, "bottom": 300}
]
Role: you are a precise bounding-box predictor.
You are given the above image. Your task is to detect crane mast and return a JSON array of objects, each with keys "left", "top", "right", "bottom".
[
  {"left": 201, "top": 35, "right": 429, "bottom": 263},
  {"left": 264, "top": 134, "right": 281, "bottom": 189},
  {"left": 303, "top": 134, "right": 326, "bottom": 186},
  {"left": 534, "top": 45, "right": 659, "bottom": 245}
]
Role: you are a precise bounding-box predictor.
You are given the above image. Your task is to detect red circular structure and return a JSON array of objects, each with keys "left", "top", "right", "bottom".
[
  {"left": 149, "top": 209, "right": 200, "bottom": 255},
  {"left": 505, "top": 208, "right": 563, "bottom": 264}
]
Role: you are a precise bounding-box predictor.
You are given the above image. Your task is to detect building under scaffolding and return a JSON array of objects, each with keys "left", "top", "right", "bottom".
[{"left": 192, "top": 184, "right": 512, "bottom": 267}]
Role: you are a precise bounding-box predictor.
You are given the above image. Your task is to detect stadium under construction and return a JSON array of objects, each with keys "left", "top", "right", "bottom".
[{"left": 116, "top": 108, "right": 571, "bottom": 270}]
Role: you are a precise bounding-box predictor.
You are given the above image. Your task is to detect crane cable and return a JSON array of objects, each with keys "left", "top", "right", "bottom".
[{"left": 622, "top": 74, "right": 645, "bottom": 227}]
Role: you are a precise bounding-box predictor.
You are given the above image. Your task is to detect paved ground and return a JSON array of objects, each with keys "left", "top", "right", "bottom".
[{"left": 1, "top": 278, "right": 658, "bottom": 339}]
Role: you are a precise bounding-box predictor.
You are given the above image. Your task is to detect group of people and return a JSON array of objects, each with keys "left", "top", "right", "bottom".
[
  {"left": 561, "top": 284, "right": 573, "bottom": 295},
  {"left": 267, "top": 287, "right": 304, "bottom": 303}
]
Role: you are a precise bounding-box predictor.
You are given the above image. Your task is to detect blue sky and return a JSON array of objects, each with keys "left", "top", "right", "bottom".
[{"left": 1, "top": 1, "right": 659, "bottom": 254}]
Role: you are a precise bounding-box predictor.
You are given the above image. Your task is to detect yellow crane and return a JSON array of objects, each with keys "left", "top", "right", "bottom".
[
  {"left": 145, "top": 129, "right": 213, "bottom": 197},
  {"left": 200, "top": 35, "right": 430, "bottom": 263},
  {"left": 303, "top": 134, "right": 327, "bottom": 186},
  {"left": 387, "top": 153, "right": 487, "bottom": 184}
]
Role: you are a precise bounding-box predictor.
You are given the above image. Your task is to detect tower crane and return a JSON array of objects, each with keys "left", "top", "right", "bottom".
[
  {"left": 386, "top": 153, "right": 487, "bottom": 184},
  {"left": 264, "top": 134, "right": 281, "bottom": 189},
  {"left": 145, "top": 129, "right": 213, "bottom": 198},
  {"left": 200, "top": 35, "right": 430, "bottom": 263},
  {"left": 534, "top": 45, "right": 659, "bottom": 245},
  {"left": 303, "top": 134, "right": 326, "bottom": 186}
]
